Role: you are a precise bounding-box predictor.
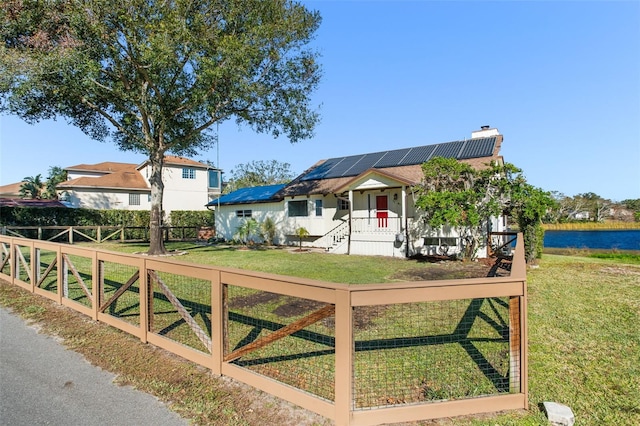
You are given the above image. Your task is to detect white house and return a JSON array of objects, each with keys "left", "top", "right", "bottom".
[
  {"left": 58, "top": 156, "right": 222, "bottom": 215},
  {"left": 209, "top": 127, "right": 508, "bottom": 258}
]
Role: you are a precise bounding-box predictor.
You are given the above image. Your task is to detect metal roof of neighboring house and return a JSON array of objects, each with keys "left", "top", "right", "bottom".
[
  {"left": 0, "top": 198, "right": 67, "bottom": 208},
  {"left": 207, "top": 184, "right": 286, "bottom": 206}
]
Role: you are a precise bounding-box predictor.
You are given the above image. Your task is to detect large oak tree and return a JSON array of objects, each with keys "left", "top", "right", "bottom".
[{"left": 1, "top": 0, "right": 322, "bottom": 254}]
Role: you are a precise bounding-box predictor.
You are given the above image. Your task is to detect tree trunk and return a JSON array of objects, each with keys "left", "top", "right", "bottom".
[{"left": 147, "top": 152, "right": 166, "bottom": 255}]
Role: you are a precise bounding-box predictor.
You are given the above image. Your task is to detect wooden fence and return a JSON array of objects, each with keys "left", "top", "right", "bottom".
[
  {"left": 1, "top": 225, "right": 205, "bottom": 244},
  {"left": 0, "top": 233, "right": 528, "bottom": 426}
]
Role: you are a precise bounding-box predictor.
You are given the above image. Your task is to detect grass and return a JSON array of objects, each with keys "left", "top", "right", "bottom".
[
  {"left": 1, "top": 242, "right": 639, "bottom": 425},
  {"left": 542, "top": 221, "right": 640, "bottom": 230}
]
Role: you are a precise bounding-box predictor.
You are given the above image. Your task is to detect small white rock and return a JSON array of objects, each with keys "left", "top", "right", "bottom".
[{"left": 542, "top": 401, "right": 575, "bottom": 426}]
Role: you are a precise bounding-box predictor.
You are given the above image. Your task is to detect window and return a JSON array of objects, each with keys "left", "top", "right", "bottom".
[
  {"left": 129, "top": 193, "right": 140, "bottom": 206},
  {"left": 288, "top": 200, "right": 308, "bottom": 217},
  {"left": 236, "top": 210, "right": 252, "bottom": 217},
  {"left": 424, "top": 237, "right": 458, "bottom": 246},
  {"left": 338, "top": 199, "right": 349, "bottom": 210},
  {"left": 182, "top": 167, "right": 196, "bottom": 179},
  {"left": 315, "top": 200, "right": 323, "bottom": 216},
  {"left": 208, "top": 169, "right": 220, "bottom": 188}
]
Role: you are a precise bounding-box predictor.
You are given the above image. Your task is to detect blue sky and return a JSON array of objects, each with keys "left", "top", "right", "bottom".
[{"left": 1, "top": 1, "right": 639, "bottom": 201}]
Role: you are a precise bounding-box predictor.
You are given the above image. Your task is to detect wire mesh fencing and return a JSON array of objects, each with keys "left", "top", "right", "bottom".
[
  {"left": 1, "top": 241, "right": 12, "bottom": 276},
  {"left": 35, "top": 247, "right": 58, "bottom": 294},
  {"left": 353, "top": 297, "right": 512, "bottom": 409},
  {"left": 148, "top": 270, "right": 212, "bottom": 354},
  {"left": 99, "top": 260, "right": 142, "bottom": 326},
  {"left": 225, "top": 286, "right": 336, "bottom": 402},
  {"left": 61, "top": 253, "right": 93, "bottom": 308},
  {"left": 0, "top": 234, "right": 527, "bottom": 425}
]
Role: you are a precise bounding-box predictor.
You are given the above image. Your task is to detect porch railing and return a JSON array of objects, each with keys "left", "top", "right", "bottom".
[
  {"left": 0, "top": 233, "right": 528, "bottom": 426},
  {"left": 351, "top": 217, "right": 401, "bottom": 234}
]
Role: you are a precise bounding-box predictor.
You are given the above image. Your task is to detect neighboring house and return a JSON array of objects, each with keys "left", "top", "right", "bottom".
[
  {"left": 57, "top": 156, "right": 222, "bottom": 215},
  {"left": 0, "top": 182, "right": 24, "bottom": 199},
  {"left": 569, "top": 211, "right": 590, "bottom": 221},
  {"left": 209, "top": 127, "right": 508, "bottom": 258}
]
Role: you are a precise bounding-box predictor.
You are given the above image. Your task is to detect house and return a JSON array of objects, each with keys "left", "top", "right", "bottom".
[
  {"left": 0, "top": 182, "right": 25, "bottom": 199},
  {"left": 209, "top": 127, "right": 507, "bottom": 258},
  {"left": 57, "top": 156, "right": 222, "bottom": 215}
]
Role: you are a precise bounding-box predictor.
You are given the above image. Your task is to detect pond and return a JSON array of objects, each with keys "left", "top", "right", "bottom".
[{"left": 543, "top": 229, "right": 640, "bottom": 250}]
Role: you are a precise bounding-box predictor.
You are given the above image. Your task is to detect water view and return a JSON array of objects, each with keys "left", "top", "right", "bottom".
[{"left": 544, "top": 229, "right": 640, "bottom": 251}]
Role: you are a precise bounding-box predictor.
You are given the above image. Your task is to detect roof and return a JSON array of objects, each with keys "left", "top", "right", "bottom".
[
  {"left": 58, "top": 170, "right": 149, "bottom": 190},
  {"left": 65, "top": 162, "right": 138, "bottom": 173},
  {"left": 207, "top": 184, "right": 286, "bottom": 206},
  {"left": 60, "top": 156, "right": 211, "bottom": 191},
  {"left": 0, "top": 198, "right": 67, "bottom": 208},
  {"left": 0, "top": 182, "right": 27, "bottom": 197},
  {"left": 280, "top": 135, "right": 502, "bottom": 197},
  {"left": 298, "top": 137, "right": 499, "bottom": 181},
  {"left": 137, "top": 155, "right": 212, "bottom": 170}
]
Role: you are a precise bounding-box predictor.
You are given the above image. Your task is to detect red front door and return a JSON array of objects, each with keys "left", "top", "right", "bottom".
[{"left": 376, "top": 195, "right": 388, "bottom": 228}]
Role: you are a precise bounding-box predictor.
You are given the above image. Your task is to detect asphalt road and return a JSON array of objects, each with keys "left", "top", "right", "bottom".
[{"left": 0, "top": 307, "right": 188, "bottom": 426}]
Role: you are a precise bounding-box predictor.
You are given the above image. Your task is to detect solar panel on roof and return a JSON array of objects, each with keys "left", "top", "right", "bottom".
[
  {"left": 373, "top": 148, "right": 411, "bottom": 168},
  {"left": 459, "top": 137, "right": 495, "bottom": 159},
  {"left": 321, "top": 154, "right": 364, "bottom": 178},
  {"left": 301, "top": 157, "right": 345, "bottom": 180},
  {"left": 341, "top": 153, "right": 383, "bottom": 177},
  {"left": 402, "top": 145, "right": 437, "bottom": 165},
  {"left": 431, "top": 141, "right": 465, "bottom": 158},
  {"left": 298, "top": 136, "right": 497, "bottom": 181}
]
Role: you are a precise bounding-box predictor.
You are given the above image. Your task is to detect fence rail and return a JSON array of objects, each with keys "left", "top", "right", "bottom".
[
  {"left": 1, "top": 225, "right": 205, "bottom": 244},
  {"left": 0, "top": 232, "right": 527, "bottom": 426}
]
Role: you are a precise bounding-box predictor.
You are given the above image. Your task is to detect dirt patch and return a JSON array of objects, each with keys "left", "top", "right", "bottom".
[
  {"left": 229, "top": 291, "right": 282, "bottom": 309},
  {"left": 390, "top": 258, "right": 498, "bottom": 281}
]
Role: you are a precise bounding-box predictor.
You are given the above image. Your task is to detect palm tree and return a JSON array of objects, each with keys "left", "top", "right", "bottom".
[
  {"left": 295, "top": 227, "right": 310, "bottom": 251},
  {"left": 235, "top": 218, "right": 260, "bottom": 247},
  {"left": 43, "top": 166, "right": 67, "bottom": 200},
  {"left": 19, "top": 174, "right": 44, "bottom": 199}
]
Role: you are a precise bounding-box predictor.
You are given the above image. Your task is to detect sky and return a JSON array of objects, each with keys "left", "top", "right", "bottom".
[{"left": 1, "top": 1, "right": 639, "bottom": 201}]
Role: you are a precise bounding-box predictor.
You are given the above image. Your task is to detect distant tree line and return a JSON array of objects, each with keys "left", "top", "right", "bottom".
[{"left": 547, "top": 192, "right": 640, "bottom": 223}]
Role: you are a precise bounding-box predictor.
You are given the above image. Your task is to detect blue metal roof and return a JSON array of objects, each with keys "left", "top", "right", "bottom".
[{"left": 207, "top": 184, "right": 286, "bottom": 206}]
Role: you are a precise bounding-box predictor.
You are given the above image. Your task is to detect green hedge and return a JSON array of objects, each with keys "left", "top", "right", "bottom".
[
  {"left": 1, "top": 207, "right": 213, "bottom": 228},
  {"left": 168, "top": 210, "right": 214, "bottom": 227},
  {"left": 1, "top": 207, "right": 150, "bottom": 227}
]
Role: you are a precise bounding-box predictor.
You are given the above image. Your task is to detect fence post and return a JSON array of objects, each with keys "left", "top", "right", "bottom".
[
  {"left": 139, "top": 258, "right": 149, "bottom": 344},
  {"left": 56, "top": 245, "right": 63, "bottom": 304},
  {"left": 91, "top": 250, "right": 98, "bottom": 321},
  {"left": 509, "top": 296, "right": 522, "bottom": 394},
  {"left": 211, "top": 269, "right": 223, "bottom": 375},
  {"left": 69, "top": 227, "right": 74, "bottom": 245},
  {"left": 334, "top": 288, "right": 353, "bottom": 425}
]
